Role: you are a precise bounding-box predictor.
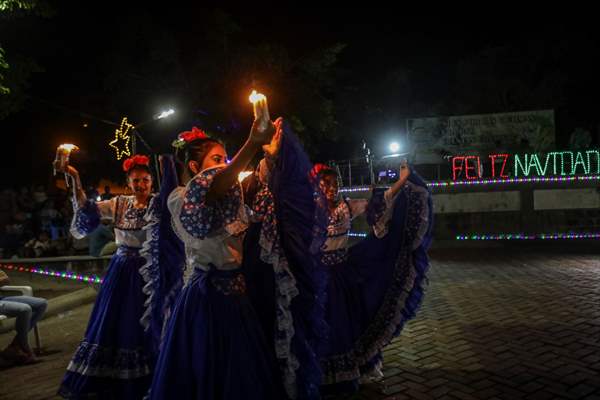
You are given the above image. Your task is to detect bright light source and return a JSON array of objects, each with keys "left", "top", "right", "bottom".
[
  {"left": 58, "top": 144, "right": 79, "bottom": 153},
  {"left": 389, "top": 142, "right": 400, "bottom": 153},
  {"left": 96, "top": 196, "right": 102, "bottom": 202},
  {"left": 156, "top": 109, "right": 175, "bottom": 119},
  {"left": 238, "top": 171, "right": 253, "bottom": 182},
  {"left": 249, "top": 90, "right": 266, "bottom": 104}
]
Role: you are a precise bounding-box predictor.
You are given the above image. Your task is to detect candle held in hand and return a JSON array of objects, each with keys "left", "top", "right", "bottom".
[{"left": 249, "top": 90, "right": 270, "bottom": 132}]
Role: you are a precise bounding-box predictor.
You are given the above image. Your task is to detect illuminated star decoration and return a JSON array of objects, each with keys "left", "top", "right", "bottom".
[{"left": 109, "top": 117, "right": 134, "bottom": 160}]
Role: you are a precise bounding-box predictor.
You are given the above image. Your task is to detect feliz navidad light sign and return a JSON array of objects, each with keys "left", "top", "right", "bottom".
[{"left": 451, "top": 150, "right": 600, "bottom": 180}]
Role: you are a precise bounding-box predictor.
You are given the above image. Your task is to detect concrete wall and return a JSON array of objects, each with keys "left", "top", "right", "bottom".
[
  {"left": 434, "top": 192, "right": 520, "bottom": 214},
  {"left": 534, "top": 188, "right": 600, "bottom": 210}
]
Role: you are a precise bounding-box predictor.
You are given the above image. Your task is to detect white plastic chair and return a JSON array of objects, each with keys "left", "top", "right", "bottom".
[{"left": 0, "top": 285, "right": 43, "bottom": 353}]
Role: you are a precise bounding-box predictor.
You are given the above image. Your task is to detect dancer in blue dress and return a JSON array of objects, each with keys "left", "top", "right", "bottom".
[
  {"left": 148, "top": 112, "right": 309, "bottom": 399},
  {"left": 57, "top": 155, "right": 173, "bottom": 399},
  {"left": 314, "top": 162, "right": 433, "bottom": 396}
]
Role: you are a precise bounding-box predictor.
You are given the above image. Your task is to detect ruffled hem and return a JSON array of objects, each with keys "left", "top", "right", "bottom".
[
  {"left": 139, "top": 196, "right": 184, "bottom": 351},
  {"left": 256, "top": 191, "right": 300, "bottom": 399},
  {"left": 139, "top": 195, "right": 159, "bottom": 333},
  {"left": 354, "top": 252, "right": 428, "bottom": 365},
  {"left": 66, "top": 341, "right": 152, "bottom": 380},
  {"left": 322, "top": 181, "right": 432, "bottom": 384}
]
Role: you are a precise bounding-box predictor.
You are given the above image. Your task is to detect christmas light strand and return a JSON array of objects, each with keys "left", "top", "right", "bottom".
[
  {"left": 455, "top": 233, "right": 600, "bottom": 241},
  {"left": 338, "top": 175, "right": 600, "bottom": 193},
  {"left": 0, "top": 264, "right": 103, "bottom": 284}
]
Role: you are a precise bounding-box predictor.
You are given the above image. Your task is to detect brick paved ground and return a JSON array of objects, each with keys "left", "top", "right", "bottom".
[
  {"left": 1, "top": 249, "right": 599, "bottom": 400},
  {"left": 0, "top": 304, "right": 92, "bottom": 400}
]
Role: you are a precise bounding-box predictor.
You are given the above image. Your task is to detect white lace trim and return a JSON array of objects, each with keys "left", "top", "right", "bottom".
[
  {"left": 258, "top": 216, "right": 300, "bottom": 399},
  {"left": 373, "top": 188, "right": 399, "bottom": 238},
  {"left": 408, "top": 182, "right": 431, "bottom": 250},
  {"left": 139, "top": 195, "right": 159, "bottom": 333}
]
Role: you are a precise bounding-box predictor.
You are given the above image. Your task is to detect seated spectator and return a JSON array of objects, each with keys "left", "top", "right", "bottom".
[
  {"left": 23, "top": 232, "right": 57, "bottom": 258},
  {"left": 100, "top": 185, "right": 113, "bottom": 201},
  {"left": 32, "top": 185, "right": 48, "bottom": 208},
  {"left": 0, "top": 270, "right": 48, "bottom": 364},
  {"left": 86, "top": 186, "right": 100, "bottom": 202},
  {"left": 0, "top": 188, "right": 17, "bottom": 227},
  {"left": 2, "top": 212, "right": 34, "bottom": 258},
  {"left": 17, "top": 187, "right": 35, "bottom": 213},
  {"left": 39, "top": 200, "right": 60, "bottom": 237}
]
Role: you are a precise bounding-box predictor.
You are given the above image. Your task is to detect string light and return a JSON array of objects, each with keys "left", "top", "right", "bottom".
[
  {"left": 428, "top": 174, "right": 600, "bottom": 188},
  {"left": 351, "top": 232, "right": 598, "bottom": 240},
  {"left": 587, "top": 150, "right": 600, "bottom": 174},
  {"left": 348, "top": 232, "right": 368, "bottom": 238},
  {"left": 339, "top": 174, "right": 600, "bottom": 193},
  {"left": 513, "top": 150, "right": 599, "bottom": 177},
  {"left": 574, "top": 151, "right": 589, "bottom": 175},
  {"left": 456, "top": 233, "right": 600, "bottom": 241},
  {"left": 0, "top": 264, "right": 103, "bottom": 284},
  {"left": 451, "top": 150, "right": 600, "bottom": 179},
  {"left": 488, "top": 154, "right": 510, "bottom": 179},
  {"left": 108, "top": 117, "right": 133, "bottom": 160},
  {"left": 348, "top": 231, "right": 600, "bottom": 240},
  {"left": 339, "top": 186, "right": 375, "bottom": 193}
]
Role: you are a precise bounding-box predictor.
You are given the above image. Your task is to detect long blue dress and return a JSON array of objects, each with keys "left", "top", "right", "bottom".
[
  {"left": 319, "top": 172, "right": 433, "bottom": 394},
  {"left": 59, "top": 163, "right": 182, "bottom": 399}
]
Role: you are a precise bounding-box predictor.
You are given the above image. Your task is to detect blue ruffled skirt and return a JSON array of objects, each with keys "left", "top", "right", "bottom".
[
  {"left": 148, "top": 266, "right": 283, "bottom": 400},
  {"left": 320, "top": 178, "right": 433, "bottom": 392},
  {"left": 59, "top": 246, "right": 155, "bottom": 399}
]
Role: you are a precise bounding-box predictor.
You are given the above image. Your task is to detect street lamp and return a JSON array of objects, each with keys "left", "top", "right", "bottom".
[
  {"left": 132, "top": 108, "right": 176, "bottom": 153},
  {"left": 155, "top": 109, "right": 175, "bottom": 120},
  {"left": 389, "top": 142, "right": 401, "bottom": 153},
  {"left": 132, "top": 108, "right": 176, "bottom": 188}
]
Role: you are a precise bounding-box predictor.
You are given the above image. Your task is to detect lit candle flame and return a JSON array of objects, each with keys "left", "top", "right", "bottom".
[
  {"left": 58, "top": 144, "right": 79, "bottom": 153},
  {"left": 248, "top": 90, "right": 270, "bottom": 128},
  {"left": 249, "top": 90, "right": 266, "bottom": 104}
]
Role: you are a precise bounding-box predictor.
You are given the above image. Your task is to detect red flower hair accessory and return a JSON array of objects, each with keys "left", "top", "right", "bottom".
[
  {"left": 172, "top": 127, "right": 209, "bottom": 149},
  {"left": 310, "top": 163, "right": 333, "bottom": 179},
  {"left": 123, "top": 154, "right": 150, "bottom": 172}
]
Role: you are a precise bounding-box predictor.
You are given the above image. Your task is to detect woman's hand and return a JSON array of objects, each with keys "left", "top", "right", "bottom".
[
  {"left": 388, "top": 159, "right": 411, "bottom": 197},
  {"left": 262, "top": 117, "right": 283, "bottom": 158},
  {"left": 398, "top": 160, "right": 411, "bottom": 182},
  {"left": 249, "top": 117, "right": 275, "bottom": 147},
  {"left": 54, "top": 161, "right": 79, "bottom": 179}
]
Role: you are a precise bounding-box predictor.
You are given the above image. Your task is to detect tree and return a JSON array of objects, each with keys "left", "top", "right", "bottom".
[
  {"left": 0, "top": 47, "right": 8, "bottom": 94},
  {"left": 0, "top": 0, "right": 51, "bottom": 116},
  {"left": 98, "top": 10, "right": 345, "bottom": 158}
]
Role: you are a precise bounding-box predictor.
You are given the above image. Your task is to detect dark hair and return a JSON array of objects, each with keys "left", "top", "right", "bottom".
[
  {"left": 175, "top": 138, "right": 224, "bottom": 174},
  {"left": 319, "top": 168, "right": 338, "bottom": 180},
  {"left": 312, "top": 164, "right": 340, "bottom": 191}
]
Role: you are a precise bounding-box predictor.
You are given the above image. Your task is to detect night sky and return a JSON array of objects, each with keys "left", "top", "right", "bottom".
[{"left": 1, "top": 4, "right": 599, "bottom": 187}]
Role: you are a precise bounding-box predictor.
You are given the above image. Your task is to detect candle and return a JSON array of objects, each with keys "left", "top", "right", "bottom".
[
  {"left": 249, "top": 90, "right": 270, "bottom": 132},
  {"left": 53, "top": 144, "right": 79, "bottom": 186},
  {"left": 54, "top": 144, "right": 79, "bottom": 173},
  {"left": 238, "top": 171, "right": 253, "bottom": 183}
]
